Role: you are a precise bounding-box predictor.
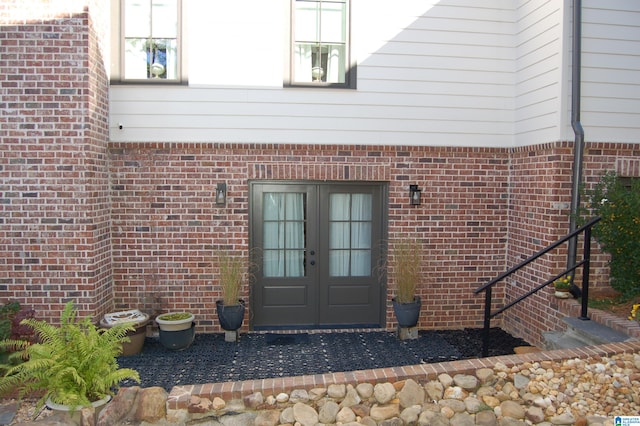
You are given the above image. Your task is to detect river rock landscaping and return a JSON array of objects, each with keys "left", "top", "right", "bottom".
[{"left": 8, "top": 350, "right": 639, "bottom": 425}]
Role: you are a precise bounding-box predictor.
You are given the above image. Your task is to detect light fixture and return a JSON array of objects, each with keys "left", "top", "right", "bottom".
[
  {"left": 215, "top": 183, "right": 227, "bottom": 206},
  {"left": 409, "top": 184, "right": 421, "bottom": 206}
]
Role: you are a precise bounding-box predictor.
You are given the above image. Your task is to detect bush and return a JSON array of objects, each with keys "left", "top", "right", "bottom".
[
  {"left": 581, "top": 171, "right": 640, "bottom": 298},
  {"left": 0, "top": 303, "right": 35, "bottom": 368},
  {"left": 0, "top": 302, "right": 20, "bottom": 341},
  {"left": 0, "top": 301, "right": 140, "bottom": 413}
]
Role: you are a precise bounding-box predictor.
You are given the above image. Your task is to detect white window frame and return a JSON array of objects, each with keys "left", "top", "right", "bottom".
[
  {"left": 111, "top": 0, "right": 186, "bottom": 84},
  {"left": 288, "top": 0, "right": 356, "bottom": 89}
]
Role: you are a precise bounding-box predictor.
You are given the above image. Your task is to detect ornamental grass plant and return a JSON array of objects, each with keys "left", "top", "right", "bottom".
[
  {"left": 393, "top": 239, "right": 422, "bottom": 304},
  {"left": 217, "top": 250, "right": 256, "bottom": 306}
]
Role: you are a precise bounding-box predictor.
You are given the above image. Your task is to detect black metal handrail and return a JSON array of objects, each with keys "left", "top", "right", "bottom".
[{"left": 474, "top": 216, "right": 601, "bottom": 357}]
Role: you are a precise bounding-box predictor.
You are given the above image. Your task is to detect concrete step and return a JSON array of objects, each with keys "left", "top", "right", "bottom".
[
  {"left": 542, "top": 330, "right": 587, "bottom": 350},
  {"left": 542, "top": 317, "right": 632, "bottom": 350},
  {"left": 563, "top": 317, "right": 631, "bottom": 345}
]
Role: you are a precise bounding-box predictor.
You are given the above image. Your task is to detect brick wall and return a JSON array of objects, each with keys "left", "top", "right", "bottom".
[
  {"left": 107, "top": 143, "right": 509, "bottom": 333},
  {"left": 0, "top": 1, "right": 111, "bottom": 322},
  {"left": 502, "top": 142, "right": 640, "bottom": 347},
  {"left": 107, "top": 142, "right": 637, "bottom": 338}
]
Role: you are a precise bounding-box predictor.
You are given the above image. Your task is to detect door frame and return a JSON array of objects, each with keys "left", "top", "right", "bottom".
[{"left": 248, "top": 180, "right": 389, "bottom": 330}]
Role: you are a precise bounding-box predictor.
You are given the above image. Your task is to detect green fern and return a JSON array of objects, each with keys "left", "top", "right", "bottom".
[{"left": 0, "top": 301, "right": 140, "bottom": 414}]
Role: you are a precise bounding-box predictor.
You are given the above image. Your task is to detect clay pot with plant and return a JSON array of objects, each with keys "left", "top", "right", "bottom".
[
  {"left": 215, "top": 250, "right": 250, "bottom": 332},
  {"left": 553, "top": 275, "right": 573, "bottom": 299},
  {"left": 155, "top": 311, "right": 195, "bottom": 350}
]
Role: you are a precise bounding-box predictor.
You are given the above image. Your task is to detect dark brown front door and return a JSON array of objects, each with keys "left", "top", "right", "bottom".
[{"left": 250, "top": 181, "right": 386, "bottom": 329}]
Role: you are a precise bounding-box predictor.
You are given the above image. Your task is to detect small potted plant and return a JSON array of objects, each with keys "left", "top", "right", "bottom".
[
  {"left": 215, "top": 250, "right": 247, "bottom": 335},
  {"left": 155, "top": 312, "right": 195, "bottom": 350},
  {"left": 155, "top": 312, "right": 194, "bottom": 331},
  {"left": 628, "top": 304, "right": 640, "bottom": 323},
  {"left": 553, "top": 275, "right": 573, "bottom": 298},
  {"left": 0, "top": 301, "right": 140, "bottom": 421},
  {"left": 390, "top": 239, "right": 422, "bottom": 329}
]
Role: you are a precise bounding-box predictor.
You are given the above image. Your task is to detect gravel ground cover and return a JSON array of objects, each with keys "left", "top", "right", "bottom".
[{"left": 116, "top": 328, "right": 529, "bottom": 390}]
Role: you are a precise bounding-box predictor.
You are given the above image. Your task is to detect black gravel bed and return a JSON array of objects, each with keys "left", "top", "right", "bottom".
[{"left": 117, "top": 328, "right": 530, "bottom": 391}]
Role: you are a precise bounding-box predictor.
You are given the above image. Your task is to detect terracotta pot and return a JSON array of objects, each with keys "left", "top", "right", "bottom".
[{"left": 100, "top": 310, "right": 150, "bottom": 356}]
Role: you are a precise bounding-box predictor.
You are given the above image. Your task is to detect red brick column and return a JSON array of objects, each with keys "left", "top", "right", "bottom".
[{"left": 0, "top": 1, "right": 112, "bottom": 321}]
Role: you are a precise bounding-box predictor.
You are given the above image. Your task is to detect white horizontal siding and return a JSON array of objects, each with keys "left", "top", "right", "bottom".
[
  {"left": 512, "top": 0, "right": 566, "bottom": 146},
  {"left": 109, "top": 0, "right": 640, "bottom": 147},
  {"left": 359, "top": 55, "right": 511, "bottom": 73},
  {"left": 581, "top": 1, "right": 640, "bottom": 142},
  {"left": 113, "top": 96, "right": 510, "bottom": 122}
]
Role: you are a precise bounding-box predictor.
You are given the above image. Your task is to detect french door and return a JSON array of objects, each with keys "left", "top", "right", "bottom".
[{"left": 250, "top": 181, "right": 387, "bottom": 329}]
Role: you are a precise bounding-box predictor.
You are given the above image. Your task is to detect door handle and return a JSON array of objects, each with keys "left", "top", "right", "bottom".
[{"left": 310, "top": 260, "right": 316, "bottom": 266}]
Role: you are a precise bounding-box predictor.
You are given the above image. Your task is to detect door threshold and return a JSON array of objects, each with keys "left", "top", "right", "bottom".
[{"left": 253, "top": 323, "right": 382, "bottom": 332}]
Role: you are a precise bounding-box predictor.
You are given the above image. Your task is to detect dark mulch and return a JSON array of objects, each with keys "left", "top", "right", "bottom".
[{"left": 117, "top": 328, "right": 529, "bottom": 391}]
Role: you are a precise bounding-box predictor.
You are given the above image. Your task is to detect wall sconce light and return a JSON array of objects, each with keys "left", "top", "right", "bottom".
[
  {"left": 215, "top": 183, "right": 227, "bottom": 206},
  {"left": 409, "top": 184, "right": 421, "bottom": 206}
]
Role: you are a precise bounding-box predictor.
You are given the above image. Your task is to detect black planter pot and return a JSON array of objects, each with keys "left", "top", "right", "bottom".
[
  {"left": 158, "top": 322, "right": 195, "bottom": 350},
  {"left": 392, "top": 296, "right": 421, "bottom": 328},
  {"left": 216, "top": 300, "right": 245, "bottom": 331}
]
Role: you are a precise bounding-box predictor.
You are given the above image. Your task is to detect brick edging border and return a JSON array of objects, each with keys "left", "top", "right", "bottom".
[{"left": 167, "top": 339, "right": 640, "bottom": 410}]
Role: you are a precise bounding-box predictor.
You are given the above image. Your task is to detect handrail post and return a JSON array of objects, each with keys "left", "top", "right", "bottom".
[
  {"left": 482, "top": 287, "right": 492, "bottom": 357},
  {"left": 579, "top": 225, "right": 593, "bottom": 320}
]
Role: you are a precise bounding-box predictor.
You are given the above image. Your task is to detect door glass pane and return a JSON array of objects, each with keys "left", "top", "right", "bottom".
[
  {"left": 287, "top": 250, "right": 305, "bottom": 275},
  {"left": 264, "top": 250, "right": 284, "bottom": 277},
  {"left": 351, "top": 250, "right": 371, "bottom": 276},
  {"left": 286, "top": 193, "right": 304, "bottom": 219},
  {"left": 351, "top": 223, "right": 371, "bottom": 248},
  {"left": 263, "top": 193, "right": 306, "bottom": 277},
  {"left": 263, "top": 193, "right": 284, "bottom": 220},
  {"left": 351, "top": 194, "right": 371, "bottom": 220},
  {"left": 263, "top": 222, "right": 284, "bottom": 248},
  {"left": 286, "top": 222, "right": 304, "bottom": 248},
  {"left": 330, "top": 194, "right": 350, "bottom": 220},
  {"left": 329, "top": 250, "right": 349, "bottom": 276},
  {"left": 329, "top": 193, "right": 372, "bottom": 277},
  {"left": 329, "top": 222, "right": 349, "bottom": 249}
]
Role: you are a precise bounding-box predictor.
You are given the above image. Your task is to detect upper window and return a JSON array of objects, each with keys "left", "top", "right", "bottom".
[
  {"left": 119, "top": 0, "right": 182, "bottom": 83},
  {"left": 291, "top": 0, "right": 354, "bottom": 88}
]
